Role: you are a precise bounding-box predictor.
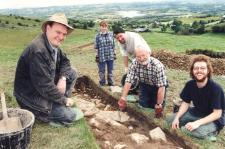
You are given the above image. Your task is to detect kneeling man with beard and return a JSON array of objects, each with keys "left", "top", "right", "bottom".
[
  {"left": 118, "top": 45, "right": 168, "bottom": 118},
  {"left": 167, "top": 54, "right": 225, "bottom": 139}
]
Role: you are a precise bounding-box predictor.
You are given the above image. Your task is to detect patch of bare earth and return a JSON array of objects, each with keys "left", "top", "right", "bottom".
[
  {"left": 75, "top": 94, "right": 181, "bottom": 149},
  {"left": 152, "top": 50, "right": 225, "bottom": 76},
  {"left": 74, "top": 76, "right": 197, "bottom": 149}
]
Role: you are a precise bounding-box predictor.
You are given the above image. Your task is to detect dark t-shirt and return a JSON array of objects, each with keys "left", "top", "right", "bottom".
[{"left": 180, "top": 79, "right": 225, "bottom": 129}]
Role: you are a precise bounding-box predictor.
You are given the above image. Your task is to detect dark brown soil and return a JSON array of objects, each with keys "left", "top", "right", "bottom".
[
  {"left": 75, "top": 76, "right": 199, "bottom": 149},
  {"left": 152, "top": 50, "right": 225, "bottom": 76}
]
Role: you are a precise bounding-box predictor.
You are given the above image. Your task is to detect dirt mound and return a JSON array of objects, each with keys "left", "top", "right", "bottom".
[
  {"left": 152, "top": 50, "right": 225, "bottom": 76},
  {"left": 75, "top": 76, "right": 199, "bottom": 149}
]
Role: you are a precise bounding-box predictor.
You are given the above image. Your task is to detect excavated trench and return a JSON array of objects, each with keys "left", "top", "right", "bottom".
[{"left": 74, "top": 76, "right": 198, "bottom": 149}]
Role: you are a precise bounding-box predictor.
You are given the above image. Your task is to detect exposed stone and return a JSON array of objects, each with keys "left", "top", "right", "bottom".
[
  {"left": 104, "top": 141, "right": 111, "bottom": 147},
  {"left": 89, "top": 118, "right": 101, "bottom": 128},
  {"left": 83, "top": 93, "right": 89, "bottom": 97},
  {"left": 94, "top": 99, "right": 101, "bottom": 105},
  {"left": 130, "top": 133, "right": 149, "bottom": 145},
  {"left": 128, "top": 126, "right": 134, "bottom": 130},
  {"left": 108, "top": 119, "right": 126, "bottom": 128},
  {"left": 94, "top": 128, "right": 103, "bottom": 135},
  {"left": 96, "top": 111, "right": 130, "bottom": 123},
  {"left": 96, "top": 103, "right": 105, "bottom": 109},
  {"left": 110, "top": 86, "right": 122, "bottom": 93},
  {"left": 84, "top": 107, "right": 99, "bottom": 117},
  {"left": 74, "top": 97, "right": 95, "bottom": 112},
  {"left": 149, "top": 127, "right": 167, "bottom": 142},
  {"left": 114, "top": 144, "right": 127, "bottom": 149},
  {"left": 104, "top": 104, "right": 111, "bottom": 111}
]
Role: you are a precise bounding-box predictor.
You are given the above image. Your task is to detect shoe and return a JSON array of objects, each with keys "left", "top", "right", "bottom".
[
  {"left": 206, "top": 136, "right": 217, "bottom": 142},
  {"left": 49, "top": 121, "right": 64, "bottom": 128},
  {"left": 137, "top": 104, "right": 154, "bottom": 112},
  {"left": 126, "top": 95, "right": 138, "bottom": 102},
  {"left": 99, "top": 83, "right": 106, "bottom": 86},
  {"left": 108, "top": 82, "right": 114, "bottom": 86},
  {"left": 73, "top": 107, "right": 84, "bottom": 121}
]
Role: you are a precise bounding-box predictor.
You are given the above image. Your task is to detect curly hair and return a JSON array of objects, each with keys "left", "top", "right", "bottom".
[{"left": 189, "top": 54, "right": 213, "bottom": 79}]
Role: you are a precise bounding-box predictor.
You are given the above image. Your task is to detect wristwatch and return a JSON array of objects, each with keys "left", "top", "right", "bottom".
[{"left": 60, "top": 76, "right": 66, "bottom": 81}]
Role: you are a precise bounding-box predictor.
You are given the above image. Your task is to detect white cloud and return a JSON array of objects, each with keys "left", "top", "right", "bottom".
[{"left": 0, "top": 0, "right": 158, "bottom": 9}]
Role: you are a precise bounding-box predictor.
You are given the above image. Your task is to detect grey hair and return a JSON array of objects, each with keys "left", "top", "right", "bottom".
[{"left": 135, "top": 45, "right": 150, "bottom": 53}]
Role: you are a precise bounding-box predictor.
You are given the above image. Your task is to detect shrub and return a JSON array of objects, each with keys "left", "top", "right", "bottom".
[
  {"left": 34, "top": 19, "right": 41, "bottom": 22},
  {"left": 17, "top": 22, "right": 23, "bottom": 26},
  {"left": 186, "top": 49, "right": 225, "bottom": 58},
  {"left": 212, "top": 24, "right": 225, "bottom": 33}
]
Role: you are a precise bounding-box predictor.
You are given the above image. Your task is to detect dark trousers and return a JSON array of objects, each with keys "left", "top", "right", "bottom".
[
  {"left": 139, "top": 83, "right": 166, "bottom": 109},
  {"left": 98, "top": 60, "right": 114, "bottom": 86}
]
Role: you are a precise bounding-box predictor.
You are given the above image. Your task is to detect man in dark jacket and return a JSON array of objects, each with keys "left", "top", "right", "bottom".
[{"left": 14, "top": 13, "right": 83, "bottom": 126}]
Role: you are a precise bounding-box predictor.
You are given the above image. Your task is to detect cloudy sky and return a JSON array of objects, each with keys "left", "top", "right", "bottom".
[{"left": 0, "top": 0, "right": 166, "bottom": 9}]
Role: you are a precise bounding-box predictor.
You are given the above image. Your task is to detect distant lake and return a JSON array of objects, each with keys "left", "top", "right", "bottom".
[{"left": 116, "top": 10, "right": 146, "bottom": 18}]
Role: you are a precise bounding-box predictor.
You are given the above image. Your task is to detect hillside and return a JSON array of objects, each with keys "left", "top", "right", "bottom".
[
  {"left": 0, "top": 11, "right": 225, "bottom": 149},
  {"left": 0, "top": 14, "right": 41, "bottom": 29},
  {"left": 0, "top": 1, "right": 225, "bottom": 20}
]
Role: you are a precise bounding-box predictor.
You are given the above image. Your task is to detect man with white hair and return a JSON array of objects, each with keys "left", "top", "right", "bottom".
[
  {"left": 118, "top": 45, "right": 167, "bottom": 118},
  {"left": 14, "top": 13, "right": 83, "bottom": 126}
]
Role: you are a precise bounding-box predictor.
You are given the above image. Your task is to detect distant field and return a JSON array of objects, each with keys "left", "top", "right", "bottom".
[
  {"left": 0, "top": 20, "right": 225, "bottom": 148},
  {"left": 179, "top": 16, "right": 220, "bottom": 24},
  {"left": 141, "top": 31, "right": 225, "bottom": 53},
  {"left": 0, "top": 14, "right": 41, "bottom": 28}
]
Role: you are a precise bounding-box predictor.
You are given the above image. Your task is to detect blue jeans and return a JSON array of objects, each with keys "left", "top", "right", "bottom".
[
  {"left": 98, "top": 60, "right": 114, "bottom": 86},
  {"left": 166, "top": 109, "right": 218, "bottom": 139},
  {"left": 139, "top": 83, "right": 165, "bottom": 108},
  {"left": 16, "top": 69, "right": 77, "bottom": 124},
  {"left": 17, "top": 101, "right": 76, "bottom": 124}
]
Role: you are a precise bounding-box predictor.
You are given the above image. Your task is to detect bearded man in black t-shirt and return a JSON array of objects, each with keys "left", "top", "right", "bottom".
[{"left": 167, "top": 54, "right": 225, "bottom": 139}]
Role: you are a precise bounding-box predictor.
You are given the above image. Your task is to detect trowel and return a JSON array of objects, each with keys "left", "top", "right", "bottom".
[{"left": 0, "top": 92, "right": 22, "bottom": 134}]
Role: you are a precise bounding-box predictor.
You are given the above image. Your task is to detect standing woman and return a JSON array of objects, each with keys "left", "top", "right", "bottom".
[{"left": 94, "top": 20, "right": 116, "bottom": 86}]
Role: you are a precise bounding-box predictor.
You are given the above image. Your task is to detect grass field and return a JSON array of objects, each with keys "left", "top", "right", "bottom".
[
  {"left": 141, "top": 31, "right": 225, "bottom": 53},
  {"left": 178, "top": 16, "right": 220, "bottom": 24},
  {"left": 0, "top": 21, "right": 225, "bottom": 148}
]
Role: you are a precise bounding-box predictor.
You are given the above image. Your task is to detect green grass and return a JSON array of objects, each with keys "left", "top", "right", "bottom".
[
  {"left": 141, "top": 32, "right": 225, "bottom": 53},
  {"left": 0, "top": 14, "right": 42, "bottom": 28},
  {"left": 178, "top": 16, "right": 220, "bottom": 24},
  {"left": 30, "top": 120, "right": 98, "bottom": 149},
  {"left": 0, "top": 17, "right": 225, "bottom": 148},
  {"left": 0, "top": 27, "right": 99, "bottom": 149}
]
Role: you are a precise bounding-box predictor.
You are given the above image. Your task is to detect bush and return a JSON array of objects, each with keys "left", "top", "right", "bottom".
[
  {"left": 186, "top": 49, "right": 225, "bottom": 58},
  {"left": 17, "top": 22, "right": 23, "bottom": 26},
  {"left": 212, "top": 24, "right": 225, "bottom": 33},
  {"left": 34, "top": 19, "right": 41, "bottom": 22}
]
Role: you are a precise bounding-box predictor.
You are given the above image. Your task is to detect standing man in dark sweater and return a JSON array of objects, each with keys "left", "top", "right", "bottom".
[
  {"left": 14, "top": 13, "right": 83, "bottom": 126},
  {"left": 167, "top": 54, "right": 225, "bottom": 139}
]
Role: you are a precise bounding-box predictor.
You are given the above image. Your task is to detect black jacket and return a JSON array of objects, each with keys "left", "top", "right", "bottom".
[{"left": 14, "top": 33, "right": 73, "bottom": 113}]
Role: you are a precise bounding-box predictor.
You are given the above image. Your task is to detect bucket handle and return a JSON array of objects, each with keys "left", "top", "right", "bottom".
[{"left": 1, "top": 92, "right": 8, "bottom": 119}]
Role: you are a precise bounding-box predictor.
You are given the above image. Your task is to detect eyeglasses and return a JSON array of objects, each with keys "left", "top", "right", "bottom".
[{"left": 193, "top": 66, "right": 207, "bottom": 71}]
